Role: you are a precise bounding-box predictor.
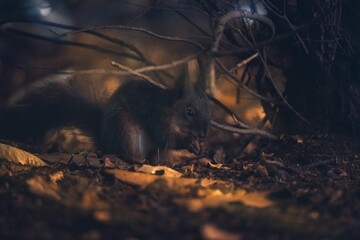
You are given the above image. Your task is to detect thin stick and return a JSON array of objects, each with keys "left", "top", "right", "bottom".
[
  {"left": 207, "top": 94, "right": 251, "bottom": 129},
  {"left": 236, "top": 53, "right": 259, "bottom": 69},
  {"left": 133, "top": 52, "right": 203, "bottom": 73},
  {"left": 211, "top": 23, "right": 310, "bottom": 57},
  {"left": 60, "top": 25, "right": 204, "bottom": 50},
  {"left": 213, "top": 10, "right": 275, "bottom": 50},
  {"left": 306, "top": 159, "right": 336, "bottom": 169},
  {"left": 5, "top": 27, "right": 142, "bottom": 61},
  {"left": 210, "top": 120, "right": 276, "bottom": 139},
  {"left": 110, "top": 61, "right": 167, "bottom": 89},
  {"left": 17, "top": 65, "right": 130, "bottom": 75},
  {"left": 19, "top": 53, "right": 203, "bottom": 77}
]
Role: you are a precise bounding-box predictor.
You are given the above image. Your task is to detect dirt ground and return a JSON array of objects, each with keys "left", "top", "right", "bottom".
[{"left": 1, "top": 134, "right": 360, "bottom": 240}]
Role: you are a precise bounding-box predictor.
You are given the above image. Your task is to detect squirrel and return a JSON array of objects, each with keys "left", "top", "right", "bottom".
[{"left": 0, "top": 70, "right": 212, "bottom": 164}]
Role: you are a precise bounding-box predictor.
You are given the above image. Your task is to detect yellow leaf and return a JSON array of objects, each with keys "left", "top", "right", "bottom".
[
  {"left": 27, "top": 175, "right": 61, "bottom": 200},
  {"left": 176, "top": 189, "right": 273, "bottom": 211},
  {"left": 202, "top": 224, "right": 243, "bottom": 240},
  {"left": 136, "top": 164, "right": 183, "bottom": 178},
  {"left": 50, "top": 171, "right": 64, "bottom": 184},
  {"left": 106, "top": 169, "right": 222, "bottom": 189},
  {"left": 0, "top": 143, "right": 48, "bottom": 166},
  {"left": 106, "top": 169, "right": 273, "bottom": 211}
]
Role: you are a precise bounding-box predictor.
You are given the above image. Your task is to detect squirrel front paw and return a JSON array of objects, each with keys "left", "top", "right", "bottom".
[{"left": 189, "top": 138, "right": 208, "bottom": 158}]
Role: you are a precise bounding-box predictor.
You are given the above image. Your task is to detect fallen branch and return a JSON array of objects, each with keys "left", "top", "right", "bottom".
[{"left": 306, "top": 159, "right": 336, "bottom": 169}]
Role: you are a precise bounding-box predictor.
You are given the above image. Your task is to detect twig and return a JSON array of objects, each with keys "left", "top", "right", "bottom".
[
  {"left": 19, "top": 53, "right": 203, "bottom": 77},
  {"left": 213, "top": 10, "right": 275, "bottom": 50},
  {"left": 0, "top": 18, "right": 174, "bottom": 77},
  {"left": 258, "top": 50, "right": 310, "bottom": 124},
  {"left": 207, "top": 94, "right": 251, "bottom": 129},
  {"left": 133, "top": 52, "right": 203, "bottom": 73},
  {"left": 210, "top": 120, "right": 276, "bottom": 140},
  {"left": 236, "top": 53, "right": 259, "bottom": 69},
  {"left": 207, "top": 9, "right": 275, "bottom": 94},
  {"left": 211, "top": 23, "right": 310, "bottom": 57},
  {"left": 216, "top": 60, "right": 280, "bottom": 104},
  {"left": 110, "top": 61, "right": 167, "bottom": 89},
  {"left": 5, "top": 27, "right": 142, "bottom": 61},
  {"left": 175, "top": 10, "right": 211, "bottom": 36},
  {"left": 17, "top": 65, "right": 130, "bottom": 75},
  {"left": 60, "top": 25, "right": 204, "bottom": 50},
  {"left": 306, "top": 159, "right": 336, "bottom": 169}
]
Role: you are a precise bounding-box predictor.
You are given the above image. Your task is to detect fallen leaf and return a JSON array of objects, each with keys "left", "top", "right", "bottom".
[
  {"left": 136, "top": 164, "right": 183, "bottom": 178},
  {"left": 291, "top": 135, "right": 304, "bottom": 144},
  {"left": 94, "top": 210, "right": 111, "bottom": 223},
  {"left": 176, "top": 189, "right": 273, "bottom": 211},
  {"left": 106, "top": 169, "right": 222, "bottom": 188},
  {"left": 0, "top": 143, "right": 48, "bottom": 166},
  {"left": 202, "top": 224, "right": 242, "bottom": 240},
  {"left": 104, "top": 157, "right": 117, "bottom": 168},
  {"left": 82, "top": 190, "right": 108, "bottom": 210},
  {"left": 197, "top": 158, "right": 223, "bottom": 169},
  {"left": 208, "top": 161, "right": 223, "bottom": 169},
  {"left": 26, "top": 175, "right": 61, "bottom": 200},
  {"left": 105, "top": 170, "right": 272, "bottom": 211},
  {"left": 50, "top": 171, "right": 64, "bottom": 184}
]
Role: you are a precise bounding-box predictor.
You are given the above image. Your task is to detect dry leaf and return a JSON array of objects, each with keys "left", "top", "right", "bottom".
[
  {"left": 0, "top": 143, "right": 48, "bottom": 166},
  {"left": 50, "top": 171, "right": 64, "bottom": 184},
  {"left": 176, "top": 189, "right": 273, "bottom": 212},
  {"left": 104, "top": 157, "right": 117, "bottom": 168},
  {"left": 208, "top": 162, "right": 223, "bottom": 169},
  {"left": 82, "top": 190, "right": 108, "bottom": 210},
  {"left": 197, "top": 158, "right": 222, "bottom": 169},
  {"left": 106, "top": 169, "right": 222, "bottom": 189},
  {"left": 94, "top": 210, "right": 111, "bottom": 223},
  {"left": 202, "top": 224, "right": 242, "bottom": 240},
  {"left": 26, "top": 175, "right": 61, "bottom": 200},
  {"left": 136, "top": 164, "right": 183, "bottom": 178},
  {"left": 106, "top": 169, "right": 273, "bottom": 212}
]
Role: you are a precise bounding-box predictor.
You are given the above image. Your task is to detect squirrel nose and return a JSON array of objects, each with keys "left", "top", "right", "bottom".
[{"left": 198, "top": 130, "right": 207, "bottom": 138}]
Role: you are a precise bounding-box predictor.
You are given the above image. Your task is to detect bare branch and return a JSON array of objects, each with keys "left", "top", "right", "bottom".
[
  {"left": 210, "top": 120, "right": 276, "bottom": 140},
  {"left": 213, "top": 9, "right": 275, "bottom": 51},
  {"left": 17, "top": 65, "right": 130, "bottom": 75},
  {"left": 111, "top": 61, "right": 167, "bottom": 90},
  {"left": 133, "top": 52, "right": 203, "bottom": 73},
  {"left": 60, "top": 25, "right": 204, "bottom": 50},
  {"left": 216, "top": 60, "right": 280, "bottom": 104},
  {"left": 207, "top": 94, "right": 251, "bottom": 129},
  {"left": 5, "top": 27, "right": 143, "bottom": 62},
  {"left": 211, "top": 23, "right": 310, "bottom": 57}
]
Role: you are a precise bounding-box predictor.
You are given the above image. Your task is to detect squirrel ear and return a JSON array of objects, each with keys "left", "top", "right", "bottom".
[
  {"left": 196, "top": 55, "right": 210, "bottom": 92},
  {"left": 174, "top": 57, "right": 209, "bottom": 97}
]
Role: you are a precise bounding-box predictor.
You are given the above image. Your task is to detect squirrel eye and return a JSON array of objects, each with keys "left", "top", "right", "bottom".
[{"left": 185, "top": 107, "right": 194, "bottom": 118}]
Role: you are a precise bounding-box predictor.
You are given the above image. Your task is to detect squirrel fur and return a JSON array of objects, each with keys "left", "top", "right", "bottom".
[{"left": 0, "top": 72, "right": 212, "bottom": 163}]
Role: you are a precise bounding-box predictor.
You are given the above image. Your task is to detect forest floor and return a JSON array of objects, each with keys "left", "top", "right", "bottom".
[{"left": 1, "top": 134, "right": 360, "bottom": 240}]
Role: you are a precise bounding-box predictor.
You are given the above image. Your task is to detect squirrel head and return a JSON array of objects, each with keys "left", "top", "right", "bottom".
[
  {"left": 169, "top": 59, "right": 211, "bottom": 141},
  {"left": 170, "top": 90, "right": 211, "bottom": 139}
]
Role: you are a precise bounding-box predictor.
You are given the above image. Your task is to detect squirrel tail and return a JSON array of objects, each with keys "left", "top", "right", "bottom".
[{"left": 0, "top": 77, "right": 103, "bottom": 146}]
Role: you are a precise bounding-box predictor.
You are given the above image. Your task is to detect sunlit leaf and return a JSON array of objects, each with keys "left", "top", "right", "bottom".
[
  {"left": 106, "top": 169, "right": 222, "bottom": 188},
  {"left": 106, "top": 169, "right": 272, "bottom": 210},
  {"left": 0, "top": 143, "right": 48, "bottom": 166},
  {"left": 176, "top": 189, "right": 273, "bottom": 211},
  {"left": 26, "top": 175, "right": 61, "bottom": 200},
  {"left": 202, "top": 224, "right": 243, "bottom": 240},
  {"left": 136, "top": 164, "right": 183, "bottom": 178},
  {"left": 50, "top": 171, "right": 64, "bottom": 184}
]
